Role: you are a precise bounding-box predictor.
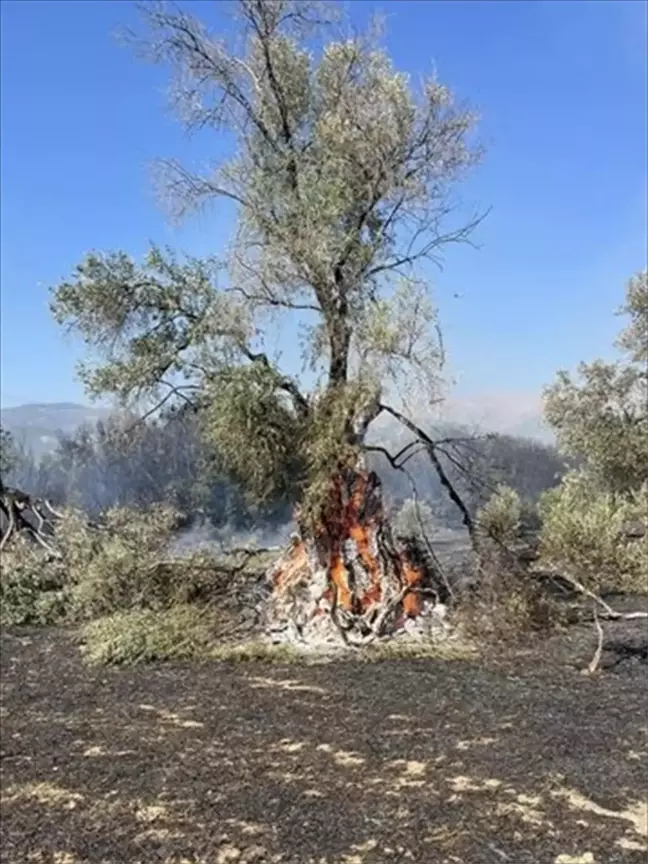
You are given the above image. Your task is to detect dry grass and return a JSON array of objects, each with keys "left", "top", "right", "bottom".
[
  {"left": 210, "top": 640, "right": 306, "bottom": 663},
  {"left": 79, "top": 606, "right": 225, "bottom": 665},
  {"left": 359, "top": 635, "right": 478, "bottom": 662}
]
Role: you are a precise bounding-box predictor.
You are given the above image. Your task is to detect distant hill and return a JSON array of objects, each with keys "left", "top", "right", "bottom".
[
  {"left": 0, "top": 402, "right": 110, "bottom": 458},
  {"left": 0, "top": 393, "right": 553, "bottom": 461}
]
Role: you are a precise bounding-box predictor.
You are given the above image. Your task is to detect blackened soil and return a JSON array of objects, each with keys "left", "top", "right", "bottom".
[{"left": 1, "top": 622, "right": 647, "bottom": 864}]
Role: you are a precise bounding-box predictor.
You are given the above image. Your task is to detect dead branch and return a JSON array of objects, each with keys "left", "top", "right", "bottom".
[
  {"left": 363, "top": 442, "right": 455, "bottom": 602},
  {"left": 0, "top": 499, "right": 15, "bottom": 552},
  {"left": 41, "top": 500, "right": 65, "bottom": 521},
  {"left": 586, "top": 606, "right": 604, "bottom": 676},
  {"left": 370, "top": 584, "right": 413, "bottom": 641},
  {"left": 0, "top": 483, "right": 64, "bottom": 555},
  {"left": 547, "top": 568, "right": 648, "bottom": 621},
  {"left": 378, "top": 403, "right": 477, "bottom": 539}
]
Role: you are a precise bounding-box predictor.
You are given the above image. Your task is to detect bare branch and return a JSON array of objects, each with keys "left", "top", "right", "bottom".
[
  {"left": 154, "top": 159, "right": 250, "bottom": 220},
  {"left": 132, "top": 381, "right": 200, "bottom": 428},
  {"left": 0, "top": 499, "right": 14, "bottom": 552},
  {"left": 0, "top": 484, "right": 64, "bottom": 556},
  {"left": 230, "top": 285, "right": 319, "bottom": 312},
  {"left": 379, "top": 403, "right": 477, "bottom": 539},
  {"left": 555, "top": 569, "right": 648, "bottom": 621},
  {"left": 365, "top": 208, "right": 490, "bottom": 281},
  {"left": 362, "top": 442, "right": 454, "bottom": 601},
  {"left": 586, "top": 606, "right": 604, "bottom": 676}
]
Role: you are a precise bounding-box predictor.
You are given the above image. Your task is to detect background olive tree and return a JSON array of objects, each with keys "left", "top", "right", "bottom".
[
  {"left": 51, "top": 0, "right": 484, "bottom": 533},
  {"left": 0, "top": 427, "right": 17, "bottom": 482},
  {"left": 539, "top": 270, "right": 648, "bottom": 593}
]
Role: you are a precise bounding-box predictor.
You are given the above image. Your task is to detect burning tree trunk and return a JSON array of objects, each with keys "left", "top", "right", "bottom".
[{"left": 265, "top": 466, "right": 449, "bottom": 647}]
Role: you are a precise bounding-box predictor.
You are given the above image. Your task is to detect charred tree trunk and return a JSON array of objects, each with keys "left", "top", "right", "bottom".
[{"left": 265, "top": 466, "right": 448, "bottom": 647}]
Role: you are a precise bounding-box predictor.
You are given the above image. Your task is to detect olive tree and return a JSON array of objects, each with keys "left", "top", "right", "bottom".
[
  {"left": 50, "top": 0, "right": 484, "bottom": 642},
  {"left": 540, "top": 271, "right": 648, "bottom": 593}
]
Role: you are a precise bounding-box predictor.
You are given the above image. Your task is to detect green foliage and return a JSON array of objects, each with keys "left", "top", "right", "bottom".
[
  {"left": 538, "top": 472, "right": 648, "bottom": 594},
  {"left": 51, "top": 246, "right": 249, "bottom": 404},
  {"left": 79, "top": 606, "right": 221, "bottom": 665},
  {"left": 393, "top": 497, "right": 436, "bottom": 540},
  {"left": 540, "top": 271, "right": 648, "bottom": 593},
  {"left": 298, "top": 382, "right": 376, "bottom": 526},
  {"left": 543, "top": 362, "right": 647, "bottom": 495},
  {"left": 0, "top": 535, "right": 71, "bottom": 626},
  {"left": 0, "top": 426, "right": 17, "bottom": 479},
  {"left": 476, "top": 485, "right": 522, "bottom": 545},
  {"left": 543, "top": 271, "right": 648, "bottom": 496},
  {"left": 467, "top": 492, "right": 562, "bottom": 642},
  {"left": 65, "top": 504, "right": 184, "bottom": 619},
  {"left": 0, "top": 503, "right": 216, "bottom": 626},
  {"left": 200, "top": 363, "right": 306, "bottom": 506},
  {"left": 616, "top": 269, "right": 648, "bottom": 364}
]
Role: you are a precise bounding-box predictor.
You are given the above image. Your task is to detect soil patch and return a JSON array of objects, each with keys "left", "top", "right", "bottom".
[{"left": 1, "top": 625, "right": 647, "bottom": 864}]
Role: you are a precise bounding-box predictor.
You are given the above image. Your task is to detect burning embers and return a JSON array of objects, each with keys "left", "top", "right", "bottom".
[{"left": 265, "top": 468, "right": 445, "bottom": 647}]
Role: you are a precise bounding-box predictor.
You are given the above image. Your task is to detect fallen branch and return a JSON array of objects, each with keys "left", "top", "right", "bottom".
[
  {"left": 547, "top": 569, "right": 648, "bottom": 621},
  {"left": 586, "top": 605, "right": 604, "bottom": 676},
  {"left": 0, "top": 500, "right": 15, "bottom": 552},
  {"left": 0, "top": 483, "right": 63, "bottom": 555}
]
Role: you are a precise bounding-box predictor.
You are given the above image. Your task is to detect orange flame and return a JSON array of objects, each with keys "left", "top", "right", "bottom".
[{"left": 271, "top": 469, "right": 426, "bottom": 623}]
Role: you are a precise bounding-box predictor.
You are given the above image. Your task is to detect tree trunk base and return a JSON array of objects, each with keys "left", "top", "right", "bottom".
[{"left": 264, "top": 468, "right": 450, "bottom": 648}]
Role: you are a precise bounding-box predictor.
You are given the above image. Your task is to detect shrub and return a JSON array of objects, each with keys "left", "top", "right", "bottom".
[
  {"left": 537, "top": 471, "right": 648, "bottom": 594},
  {"left": 458, "top": 527, "right": 564, "bottom": 643},
  {"left": 455, "top": 485, "right": 565, "bottom": 642},
  {"left": 66, "top": 504, "right": 182, "bottom": 618},
  {"left": 476, "top": 484, "right": 522, "bottom": 545},
  {"left": 0, "top": 503, "right": 222, "bottom": 625},
  {"left": 393, "top": 497, "right": 437, "bottom": 541},
  {"left": 0, "top": 535, "right": 71, "bottom": 625},
  {"left": 80, "top": 608, "right": 302, "bottom": 666}
]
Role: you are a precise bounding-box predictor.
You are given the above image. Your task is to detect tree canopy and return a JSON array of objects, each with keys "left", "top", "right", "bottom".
[
  {"left": 543, "top": 270, "right": 648, "bottom": 495},
  {"left": 539, "top": 271, "right": 648, "bottom": 593}
]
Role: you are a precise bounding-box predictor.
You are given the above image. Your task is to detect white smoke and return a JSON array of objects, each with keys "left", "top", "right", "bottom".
[{"left": 169, "top": 513, "right": 295, "bottom": 557}]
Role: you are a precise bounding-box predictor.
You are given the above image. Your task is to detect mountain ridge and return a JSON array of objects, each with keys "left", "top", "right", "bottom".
[
  {"left": 1, "top": 397, "right": 553, "bottom": 460},
  {"left": 0, "top": 402, "right": 111, "bottom": 458}
]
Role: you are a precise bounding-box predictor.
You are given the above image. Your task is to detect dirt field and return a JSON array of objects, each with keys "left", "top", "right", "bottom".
[{"left": 1, "top": 623, "right": 647, "bottom": 864}]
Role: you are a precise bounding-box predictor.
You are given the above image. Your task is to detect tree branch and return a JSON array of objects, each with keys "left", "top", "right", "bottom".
[
  {"left": 378, "top": 403, "right": 476, "bottom": 539},
  {"left": 239, "top": 346, "right": 310, "bottom": 419},
  {"left": 362, "top": 442, "right": 455, "bottom": 601},
  {"left": 586, "top": 605, "right": 604, "bottom": 676}
]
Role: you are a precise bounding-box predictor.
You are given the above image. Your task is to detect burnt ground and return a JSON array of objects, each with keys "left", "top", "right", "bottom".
[{"left": 1, "top": 620, "right": 647, "bottom": 864}]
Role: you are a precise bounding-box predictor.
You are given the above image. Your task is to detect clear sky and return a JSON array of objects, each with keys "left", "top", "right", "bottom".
[{"left": 1, "top": 0, "right": 646, "bottom": 423}]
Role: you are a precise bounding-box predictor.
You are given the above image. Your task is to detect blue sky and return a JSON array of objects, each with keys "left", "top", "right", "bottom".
[{"left": 1, "top": 0, "right": 646, "bottom": 421}]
